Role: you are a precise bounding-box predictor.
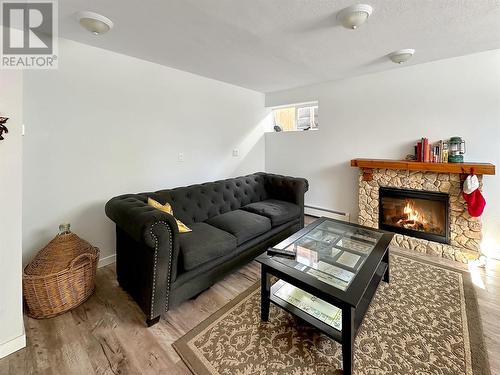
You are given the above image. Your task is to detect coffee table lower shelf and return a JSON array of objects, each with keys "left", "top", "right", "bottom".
[
  {"left": 269, "top": 281, "right": 343, "bottom": 341},
  {"left": 268, "top": 261, "right": 388, "bottom": 343}
]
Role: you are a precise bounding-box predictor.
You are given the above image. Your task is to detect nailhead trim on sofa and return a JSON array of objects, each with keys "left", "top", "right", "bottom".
[{"left": 149, "top": 221, "right": 173, "bottom": 318}]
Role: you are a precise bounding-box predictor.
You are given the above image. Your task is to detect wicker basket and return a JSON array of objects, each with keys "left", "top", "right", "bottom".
[{"left": 23, "top": 225, "right": 100, "bottom": 319}]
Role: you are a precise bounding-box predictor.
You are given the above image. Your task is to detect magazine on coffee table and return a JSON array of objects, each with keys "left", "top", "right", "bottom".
[
  {"left": 307, "top": 229, "right": 340, "bottom": 245},
  {"left": 336, "top": 251, "right": 361, "bottom": 269},
  {"left": 307, "top": 268, "right": 349, "bottom": 290},
  {"left": 273, "top": 280, "right": 342, "bottom": 330},
  {"left": 317, "top": 261, "right": 354, "bottom": 283},
  {"left": 336, "top": 237, "right": 373, "bottom": 254}
]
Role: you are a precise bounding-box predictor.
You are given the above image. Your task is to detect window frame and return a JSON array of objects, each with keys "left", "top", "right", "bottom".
[
  {"left": 270, "top": 101, "right": 319, "bottom": 133},
  {"left": 295, "top": 103, "right": 318, "bottom": 130}
]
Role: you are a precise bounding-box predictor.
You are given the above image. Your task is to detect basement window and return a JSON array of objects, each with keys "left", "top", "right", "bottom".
[{"left": 271, "top": 102, "right": 318, "bottom": 132}]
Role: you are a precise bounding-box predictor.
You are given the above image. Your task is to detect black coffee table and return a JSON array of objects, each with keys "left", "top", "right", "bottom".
[{"left": 256, "top": 217, "right": 394, "bottom": 375}]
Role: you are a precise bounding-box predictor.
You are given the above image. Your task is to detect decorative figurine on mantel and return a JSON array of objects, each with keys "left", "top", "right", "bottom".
[
  {"left": 0, "top": 117, "right": 9, "bottom": 140},
  {"left": 405, "top": 154, "right": 417, "bottom": 161}
]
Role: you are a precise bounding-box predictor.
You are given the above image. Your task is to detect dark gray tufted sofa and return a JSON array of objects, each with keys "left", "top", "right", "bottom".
[{"left": 105, "top": 172, "right": 308, "bottom": 326}]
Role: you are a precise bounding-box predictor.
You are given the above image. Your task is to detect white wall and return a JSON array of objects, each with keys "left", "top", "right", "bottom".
[
  {"left": 265, "top": 49, "right": 500, "bottom": 256},
  {"left": 23, "top": 38, "right": 269, "bottom": 264},
  {"left": 0, "top": 70, "right": 25, "bottom": 358}
]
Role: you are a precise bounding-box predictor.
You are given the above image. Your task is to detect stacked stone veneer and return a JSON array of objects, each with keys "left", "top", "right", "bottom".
[{"left": 358, "top": 169, "right": 482, "bottom": 263}]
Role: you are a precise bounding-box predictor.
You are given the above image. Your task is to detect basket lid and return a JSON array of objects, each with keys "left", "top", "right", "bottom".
[{"left": 25, "top": 228, "right": 96, "bottom": 276}]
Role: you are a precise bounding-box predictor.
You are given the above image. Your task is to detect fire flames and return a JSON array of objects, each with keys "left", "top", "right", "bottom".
[
  {"left": 397, "top": 200, "right": 429, "bottom": 230},
  {"left": 383, "top": 197, "right": 445, "bottom": 235}
]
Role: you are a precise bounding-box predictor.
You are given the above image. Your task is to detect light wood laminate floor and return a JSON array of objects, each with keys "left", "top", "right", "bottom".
[{"left": 1, "top": 219, "right": 498, "bottom": 374}]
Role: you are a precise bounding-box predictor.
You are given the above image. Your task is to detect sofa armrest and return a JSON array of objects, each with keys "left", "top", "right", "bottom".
[
  {"left": 105, "top": 194, "right": 178, "bottom": 243},
  {"left": 262, "top": 173, "right": 309, "bottom": 226},
  {"left": 105, "top": 194, "right": 180, "bottom": 324}
]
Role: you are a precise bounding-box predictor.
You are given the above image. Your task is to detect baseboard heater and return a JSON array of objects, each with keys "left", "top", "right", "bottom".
[{"left": 304, "top": 205, "right": 350, "bottom": 222}]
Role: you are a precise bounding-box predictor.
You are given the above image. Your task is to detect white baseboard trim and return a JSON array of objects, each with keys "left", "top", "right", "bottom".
[
  {"left": 0, "top": 333, "right": 26, "bottom": 359},
  {"left": 305, "top": 205, "right": 350, "bottom": 222},
  {"left": 98, "top": 254, "right": 116, "bottom": 268}
]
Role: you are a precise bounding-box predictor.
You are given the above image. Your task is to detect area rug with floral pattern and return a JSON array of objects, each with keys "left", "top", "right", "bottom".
[{"left": 173, "top": 253, "right": 490, "bottom": 375}]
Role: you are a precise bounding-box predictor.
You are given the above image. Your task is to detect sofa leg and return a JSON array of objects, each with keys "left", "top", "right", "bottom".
[{"left": 146, "top": 316, "right": 160, "bottom": 327}]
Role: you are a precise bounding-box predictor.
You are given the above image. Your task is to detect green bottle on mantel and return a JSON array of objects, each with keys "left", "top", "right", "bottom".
[{"left": 448, "top": 136, "right": 466, "bottom": 163}]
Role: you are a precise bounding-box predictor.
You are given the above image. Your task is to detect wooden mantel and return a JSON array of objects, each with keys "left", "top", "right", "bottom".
[{"left": 351, "top": 158, "right": 496, "bottom": 175}]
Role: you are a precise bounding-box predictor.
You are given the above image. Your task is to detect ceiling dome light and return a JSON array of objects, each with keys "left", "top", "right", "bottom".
[
  {"left": 389, "top": 49, "right": 415, "bottom": 64},
  {"left": 76, "top": 11, "right": 114, "bottom": 35},
  {"left": 337, "top": 4, "right": 373, "bottom": 29}
]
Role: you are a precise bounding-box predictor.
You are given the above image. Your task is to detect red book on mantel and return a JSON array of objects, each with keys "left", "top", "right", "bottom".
[
  {"left": 424, "top": 138, "right": 429, "bottom": 162},
  {"left": 416, "top": 141, "right": 422, "bottom": 162},
  {"left": 421, "top": 137, "right": 425, "bottom": 161}
]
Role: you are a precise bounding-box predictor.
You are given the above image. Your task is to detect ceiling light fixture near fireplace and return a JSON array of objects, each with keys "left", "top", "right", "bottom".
[
  {"left": 76, "top": 11, "right": 114, "bottom": 35},
  {"left": 337, "top": 4, "right": 373, "bottom": 29},
  {"left": 389, "top": 49, "right": 415, "bottom": 64}
]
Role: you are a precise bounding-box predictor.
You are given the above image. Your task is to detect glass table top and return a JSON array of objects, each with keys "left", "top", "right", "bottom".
[{"left": 270, "top": 220, "right": 384, "bottom": 291}]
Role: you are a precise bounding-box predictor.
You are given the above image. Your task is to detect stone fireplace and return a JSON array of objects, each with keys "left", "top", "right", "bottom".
[{"left": 351, "top": 159, "right": 495, "bottom": 263}]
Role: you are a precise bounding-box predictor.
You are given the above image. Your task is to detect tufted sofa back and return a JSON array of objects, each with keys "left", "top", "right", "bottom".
[{"left": 147, "top": 173, "right": 269, "bottom": 225}]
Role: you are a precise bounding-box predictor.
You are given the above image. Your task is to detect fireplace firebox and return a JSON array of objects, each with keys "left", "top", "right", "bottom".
[{"left": 379, "top": 187, "right": 449, "bottom": 244}]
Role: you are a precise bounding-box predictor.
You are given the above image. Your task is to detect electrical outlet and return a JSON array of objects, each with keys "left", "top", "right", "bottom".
[
  {"left": 232, "top": 149, "right": 239, "bottom": 157},
  {"left": 178, "top": 152, "right": 184, "bottom": 162}
]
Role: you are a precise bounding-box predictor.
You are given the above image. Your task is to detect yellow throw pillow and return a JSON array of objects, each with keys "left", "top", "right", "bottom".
[{"left": 147, "top": 198, "right": 192, "bottom": 233}]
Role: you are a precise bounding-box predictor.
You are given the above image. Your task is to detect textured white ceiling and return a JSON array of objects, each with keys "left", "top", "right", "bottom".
[{"left": 59, "top": 0, "right": 500, "bottom": 93}]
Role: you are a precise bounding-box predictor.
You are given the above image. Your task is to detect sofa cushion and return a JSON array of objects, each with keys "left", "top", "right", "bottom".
[
  {"left": 205, "top": 210, "right": 272, "bottom": 245},
  {"left": 179, "top": 222, "right": 237, "bottom": 271},
  {"left": 241, "top": 199, "right": 301, "bottom": 227}
]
